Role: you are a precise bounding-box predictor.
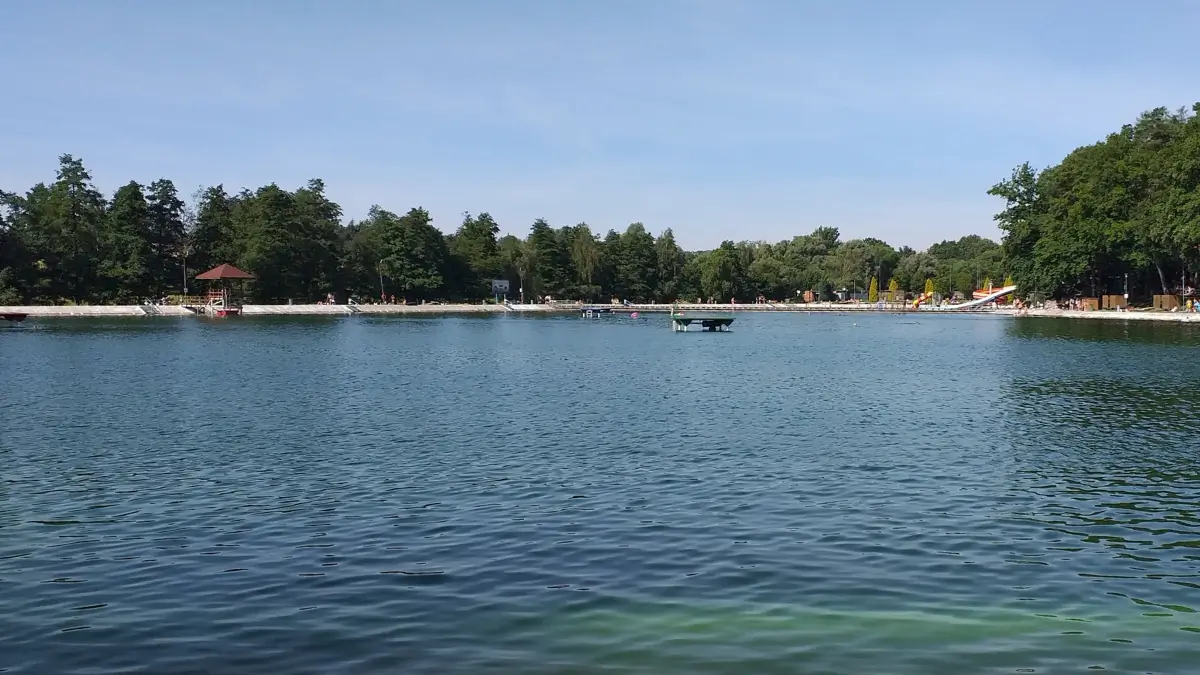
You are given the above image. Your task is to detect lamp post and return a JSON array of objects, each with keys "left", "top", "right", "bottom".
[{"left": 180, "top": 241, "right": 192, "bottom": 298}]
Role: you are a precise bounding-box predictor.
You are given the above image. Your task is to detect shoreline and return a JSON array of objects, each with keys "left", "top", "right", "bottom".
[
  {"left": 0, "top": 304, "right": 508, "bottom": 318},
  {"left": 1006, "top": 308, "right": 1199, "bottom": 323},
  {"left": 2, "top": 303, "right": 1198, "bottom": 323}
]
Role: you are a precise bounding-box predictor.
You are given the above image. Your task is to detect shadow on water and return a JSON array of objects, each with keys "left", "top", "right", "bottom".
[{"left": 1008, "top": 316, "right": 1200, "bottom": 345}]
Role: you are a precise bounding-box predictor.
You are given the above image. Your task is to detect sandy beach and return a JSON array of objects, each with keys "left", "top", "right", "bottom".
[{"left": 1005, "top": 308, "right": 1200, "bottom": 322}]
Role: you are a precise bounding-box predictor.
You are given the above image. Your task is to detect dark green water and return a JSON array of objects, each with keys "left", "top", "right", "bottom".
[{"left": 2, "top": 313, "right": 1199, "bottom": 674}]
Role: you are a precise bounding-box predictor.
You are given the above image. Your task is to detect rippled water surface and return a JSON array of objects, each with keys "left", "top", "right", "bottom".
[{"left": 3, "top": 313, "right": 1200, "bottom": 674}]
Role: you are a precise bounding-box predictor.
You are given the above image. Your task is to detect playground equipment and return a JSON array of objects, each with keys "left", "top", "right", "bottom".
[
  {"left": 973, "top": 288, "right": 1005, "bottom": 301},
  {"left": 941, "top": 285, "right": 1017, "bottom": 310},
  {"left": 910, "top": 285, "right": 1017, "bottom": 311}
]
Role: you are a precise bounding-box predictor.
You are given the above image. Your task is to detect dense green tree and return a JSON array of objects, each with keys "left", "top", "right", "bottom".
[
  {"left": 497, "top": 234, "right": 527, "bottom": 300},
  {"left": 826, "top": 241, "right": 869, "bottom": 294},
  {"left": 699, "top": 241, "right": 746, "bottom": 301},
  {"left": 340, "top": 219, "right": 383, "bottom": 300},
  {"left": 525, "top": 218, "right": 570, "bottom": 299},
  {"left": 564, "top": 223, "right": 602, "bottom": 300},
  {"left": 0, "top": 189, "right": 35, "bottom": 303},
  {"left": 894, "top": 251, "right": 938, "bottom": 293},
  {"left": 598, "top": 229, "right": 622, "bottom": 299},
  {"left": 100, "top": 182, "right": 153, "bottom": 301},
  {"left": 928, "top": 235, "right": 999, "bottom": 262},
  {"left": 0, "top": 198, "right": 26, "bottom": 304},
  {"left": 189, "top": 185, "right": 238, "bottom": 277},
  {"left": 449, "top": 212, "right": 501, "bottom": 299},
  {"left": 291, "top": 179, "right": 343, "bottom": 300},
  {"left": 614, "top": 223, "right": 658, "bottom": 302},
  {"left": 40, "top": 155, "right": 107, "bottom": 303},
  {"left": 991, "top": 103, "right": 1200, "bottom": 300},
  {"left": 654, "top": 228, "right": 686, "bottom": 301},
  {"left": 233, "top": 184, "right": 301, "bottom": 301},
  {"left": 747, "top": 255, "right": 788, "bottom": 299},
  {"left": 375, "top": 207, "right": 448, "bottom": 300},
  {"left": 989, "top": 162, "right": 1042, "bottom": 295},
  {"left": 145, "top": 179, "right": 187, "bottom": 297}
]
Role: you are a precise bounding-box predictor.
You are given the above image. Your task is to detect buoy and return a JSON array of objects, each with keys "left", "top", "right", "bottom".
[{"left": 630, "top": 312, "right": 639, "bottom": 318}]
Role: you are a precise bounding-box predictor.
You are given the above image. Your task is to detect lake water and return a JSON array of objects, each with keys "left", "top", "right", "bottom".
[{"left": 2, "top": 313, "right": 1199, "bottom": 674}]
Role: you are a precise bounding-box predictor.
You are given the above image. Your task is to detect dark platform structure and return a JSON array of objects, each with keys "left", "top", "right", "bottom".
[{"left": 670, "top": 312, "right": 734, "bottom": 332}]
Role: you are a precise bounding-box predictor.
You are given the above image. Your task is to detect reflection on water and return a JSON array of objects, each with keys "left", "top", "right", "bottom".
[
  {"left": 1, "top": 313, "right": 1199, "bottom": 674},
  {"left": 1009, "top": 315, "right": 1200, "bottom": 345}
]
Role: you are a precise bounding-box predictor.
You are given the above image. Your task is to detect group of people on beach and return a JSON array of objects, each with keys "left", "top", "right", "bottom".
[{"left": 314, "top": 292, "right": 409, "bottom": 305}]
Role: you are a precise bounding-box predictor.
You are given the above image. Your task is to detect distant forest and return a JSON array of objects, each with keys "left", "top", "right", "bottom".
[
  {"left": 1, "top": 103, "right": 1196, "bottom": 305},
  {"left": 0, "top": 157, "right": 1002, "bottom": 305}
]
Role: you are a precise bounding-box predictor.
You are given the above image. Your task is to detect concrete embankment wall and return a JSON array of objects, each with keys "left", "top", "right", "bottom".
[
  {"left": 0, "top": 305, "right": 192, "bottom": 317},
  {"left": 243, "top": 304, "right": 508, "bottom": 315},
  {"left": 354, "top": 304, "right": 506, "bottom": 314},
  {"left": 1, "top": 304, "right": 511, "bottom": 318},
  {"left": 587, "top": 303, "right": 941, "bottom": 313},
  {"left": 609, "top": 303, "right": 913, "bottom": 312}
]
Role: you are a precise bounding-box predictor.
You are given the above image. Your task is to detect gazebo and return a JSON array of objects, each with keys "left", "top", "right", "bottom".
[{"left": 195, "top": 264, "right": 254, "bottom": 317}]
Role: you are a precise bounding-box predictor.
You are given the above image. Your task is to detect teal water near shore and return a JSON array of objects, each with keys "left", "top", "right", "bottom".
[{"left": 2, "top": 314, "right": 1200, "bottom": 674}]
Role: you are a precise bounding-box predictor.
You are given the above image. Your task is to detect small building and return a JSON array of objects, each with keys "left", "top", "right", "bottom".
[{"left": 193, "top": 264, "right": 255, "bottom": 317}]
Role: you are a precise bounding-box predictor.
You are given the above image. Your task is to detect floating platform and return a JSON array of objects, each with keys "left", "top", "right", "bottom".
[
  {"left": 670, "top": 313, "right": 734, "bottom": 332},
  {"left": 581, "top": 306, "right": 615, "bottom": 317}
]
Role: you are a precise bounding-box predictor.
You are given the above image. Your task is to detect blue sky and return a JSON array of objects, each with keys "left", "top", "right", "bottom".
[{"left": 2, "top": 1, "right": 1197, "bottom": 250}]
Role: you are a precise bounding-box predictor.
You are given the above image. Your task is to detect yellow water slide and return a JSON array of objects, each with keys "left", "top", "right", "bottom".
[{"left": 912, "top": 292, "right": 933, "bottom": 308}]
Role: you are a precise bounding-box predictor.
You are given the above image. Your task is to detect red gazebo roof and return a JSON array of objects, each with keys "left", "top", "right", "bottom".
[{"left": 195, "top": 264, "right": 255, "bottom": 280}]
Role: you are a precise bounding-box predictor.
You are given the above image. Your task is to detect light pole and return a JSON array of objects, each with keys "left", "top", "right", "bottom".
[{"left": 180, "top": 242, "right": 192, "bottom": 298}]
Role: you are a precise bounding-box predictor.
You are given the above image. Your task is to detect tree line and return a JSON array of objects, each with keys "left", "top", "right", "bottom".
[
  {"left": 991, "top": 103, "right": 1200, "bottom": 300},
  {"left": 0, "top": 155, "right": 1006, "bottom": 305},
  {"left": 4, "top": 104, "right": 1197, "bottom": 306}
]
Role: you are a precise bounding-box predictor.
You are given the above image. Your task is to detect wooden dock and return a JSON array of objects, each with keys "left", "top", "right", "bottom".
[{"left": 670, "top": 312, "right": 734, "bottom": 332}]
